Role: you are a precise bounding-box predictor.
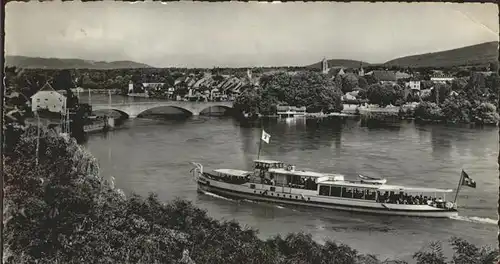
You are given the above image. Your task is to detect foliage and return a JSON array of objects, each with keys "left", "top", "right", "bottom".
[
  {"left": 426, "top": 83, "right": 451, "bottom": 104},
  {"left": 341, "top": 73, "right": 359, "bottom": 93},
  {"left": 398, "top": 106, "right": 415, "bottom": 119},
  {"left": 364, "top": 74, "right": 379, "bottom": 85},
  {"left": 236, "top": 72, "right": 343, "bottom": 115},
  {"left": 233, "top": 88, "right": 262, "bottom": 116},
  {"left": 413, "top": 241, "right": 447, "bottom": 264},
  {"left": 440, "top": 97, "right": 472, "bottom": 124},
  {"left": 414, "top": 102, "right": 444, "bottom": 122},
  {"left": 471, "top": 102, "right": 500, "bottom": 125},
  {"left": 412, "top": 237, "right": 498, "bottom": 264},
  {"left": 366, "top": 84, "right": 404, "bottom": 107},
  {"left": 358, "top": 76, "right": 369, "bottom": 89}
]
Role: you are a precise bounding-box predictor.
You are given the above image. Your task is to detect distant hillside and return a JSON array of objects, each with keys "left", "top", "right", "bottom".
[
  {"left": 307, "top": 59, "right": 370, "bottom": 69},
  {"left": 5, "top": 56, "right": 152, "bottom": 69},
  {"left": 383, "top": 41, "right": 498, "bottom": 68}
]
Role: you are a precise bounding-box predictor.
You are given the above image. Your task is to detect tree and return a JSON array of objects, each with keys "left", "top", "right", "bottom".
[
  {"left": 358, "top": 76, "right": 368, "bottom": 89},
  {"left": 430, "top": 83, "right": 451, "bottom": 105},
  {"left": 255, "top": 71, "right": 342, "bottom": 114},
  {"left": 472, "top": 102, "right": 500, "bottom": 125},
  {"left": 485, "top": 73, "right": 500, "bottom": 96},
  {"left": 413, "top": 242, "right": 447, "bottom": 264},
  {"left": 366, "top": 83, "right": 400, "bottom": 107},
  {"left": 414, "top": 101, "right": 444, "bottom": 122},
  {"left": 233, "top": 89, "right": 262, "bottom": 116},
  {"left": 441, "top": 97, "right": 472, "bottom": 124},
  {"left": 451, "top": 79, "right": 468, "bottom": 92},
  {"left": 489, "top": 62, "right": 499, "bottom": 72},
  {"left": 364, "top": 74, "right": 379, "bottom": 85},
  {"left": 341, "top": 73, "right": 359, "bottom": 94}
]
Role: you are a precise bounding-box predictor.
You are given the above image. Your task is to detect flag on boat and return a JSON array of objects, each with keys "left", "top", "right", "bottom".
[
  {"left": 461, "top": 170, "right": 476, "bottom": 188},
  {"left": 261, "top": 130, "right": 271, "bottom": 144}
]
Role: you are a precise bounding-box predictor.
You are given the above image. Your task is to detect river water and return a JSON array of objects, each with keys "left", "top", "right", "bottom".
[{"left": 82, "top": 95, "right": 497, "bottom": 261}]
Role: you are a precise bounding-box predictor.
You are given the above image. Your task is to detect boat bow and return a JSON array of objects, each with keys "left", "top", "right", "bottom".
[{"left": 190, "top": 162, "right": 204, "bottom": 182}]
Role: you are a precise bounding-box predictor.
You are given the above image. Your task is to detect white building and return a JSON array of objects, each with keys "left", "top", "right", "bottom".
[
  {"left": 31, "top": 83, "right": 67, "bottom": 114},
  {"left": 405, "top": 81, "right": 421, "bottom": 91},
  {"left": 128, "top": 80, "right": 134, "bottom": 94},
  {"left": 430, "top": 75, "right": 454, "bottom": 84}
]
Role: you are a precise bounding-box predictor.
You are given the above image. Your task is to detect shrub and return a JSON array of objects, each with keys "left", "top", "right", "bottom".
[
  {"left": 471, "top": 102, "right": 500, "bottom": 125},
  {"left": 414, "top": 102, "right": 444, "bottom": 122}
]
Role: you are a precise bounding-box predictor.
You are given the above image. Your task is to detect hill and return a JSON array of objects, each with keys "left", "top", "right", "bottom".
[
  {"left": 5, "top": 56, "right": 152, "bottom": 69},
  {"left": 306, "top": 59, "right": 370, "bottom": 69},
  {"left": 383, "top": 41, "right": 498, "bottom": 68}
]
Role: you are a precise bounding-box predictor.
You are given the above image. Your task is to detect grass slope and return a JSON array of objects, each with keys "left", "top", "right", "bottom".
[
  {"left": 383, "top": 41, "right": 498, "bottom": 68},
  {"left": 5, "top": 55, "right": 152, "bottom": 69}
]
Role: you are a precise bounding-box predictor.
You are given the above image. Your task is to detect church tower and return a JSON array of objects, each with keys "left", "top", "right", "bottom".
[
  {"left": 322, "top": 58, "right": 329, "bottom": 74},
  {"left": 359, "top": 62, "right": 365, "bottom": 76}
]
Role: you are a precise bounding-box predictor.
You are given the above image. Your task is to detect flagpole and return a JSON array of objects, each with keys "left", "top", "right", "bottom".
[
  {"left": 453, "top": 170, "right": 464, "bottom": 205},
  {"left": 36, "top": 111, "right": 40, "bottom": 166},
  {"left": 257, "top": 129, "right": 263, "bottom": 160}
]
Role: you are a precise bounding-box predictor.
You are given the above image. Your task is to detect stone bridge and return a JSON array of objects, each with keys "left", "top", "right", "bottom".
[{"left": 92, "top": 101, "right": 234, "bottom": 118}]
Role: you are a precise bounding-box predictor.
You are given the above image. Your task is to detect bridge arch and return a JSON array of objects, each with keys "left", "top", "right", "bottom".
[
  {"left": 135, "top": 105, "right": 195, "bottom": 117},
  {"left": 92, "top": 108, "right": 130, "bottom": 119},
  {"left": 198, "top": 105, "right": 233, "bottom": 115}
]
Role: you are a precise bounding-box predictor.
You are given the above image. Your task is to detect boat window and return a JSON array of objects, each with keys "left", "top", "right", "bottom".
[
  {"left": 353, "top": 188, "right": 365, "bottom": 199},
  {"left": 341, "top": 187, "right": 352, "bottom": 198},
  {"left": 330, "top": 186, "right": 342, "bottom": 197},
  {"left": 250, "top": 184, "right": 256, "bottom": 189},
  {"left": 365, "top": 189, "right": 376, "bottom": 200},
  {"left": 319, "top": 185, "right": 330, "bottom": 196},
  {"left": 270, "top": 187, "right": 276, "bottom": 192}
]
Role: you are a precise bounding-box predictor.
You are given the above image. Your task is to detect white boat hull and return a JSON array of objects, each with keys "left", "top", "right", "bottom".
[{"left": 196, "top": 178, "right": 458, "bottom": 218}]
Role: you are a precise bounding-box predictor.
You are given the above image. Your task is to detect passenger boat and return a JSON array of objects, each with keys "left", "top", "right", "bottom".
[{"left": 190, "top": 160, "right": 463, "bottom": 218}]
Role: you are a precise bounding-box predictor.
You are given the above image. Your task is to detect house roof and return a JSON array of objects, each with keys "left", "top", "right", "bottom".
[
  {"left": 395, "top": 71, "right": 411, "bottom": 79},
  {"left": 371, "top": 70, "right": 397, "bottom": 82},
  {"left": 39, "top": 82, "right": 56, "bottom": 92}
]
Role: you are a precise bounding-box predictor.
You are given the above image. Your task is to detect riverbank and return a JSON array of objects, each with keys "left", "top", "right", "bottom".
[{"left": 3, "top": 124, "right": 497, "bottom": 264}]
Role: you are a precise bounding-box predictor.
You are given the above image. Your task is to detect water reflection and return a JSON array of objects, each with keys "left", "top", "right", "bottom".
[
  {"left": 360, "top": 116, "right": 402, "bottom": 131},
  {"left": 430, "top": 126, "right": 452, "bottom": 159}
]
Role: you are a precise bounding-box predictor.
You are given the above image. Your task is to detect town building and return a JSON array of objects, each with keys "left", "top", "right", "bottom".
[
  {"left": 142, "top": 83, "right": 165, "bottom": 91},
  {"left": 365, "top": 70, "right": 397, "bottom": 85},
  {"left": 31, "top": 82, "right": 67, "bottom": 114},
  {"left": 430, "top": 74, "right": 454, "bottom": 84},
  {"left": 405, "top": 81, "right": 421, "bottom": 91}
]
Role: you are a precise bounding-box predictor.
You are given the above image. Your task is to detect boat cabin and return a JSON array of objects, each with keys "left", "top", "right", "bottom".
[
  {"left": 253, "top": 160, "right": 285, "bottom": 170},
  {"left": 317, "top": 180, "right": 454, "bottom": 207},
  {"left": 211, "top": 169, "right": 251, "bottom": 184},
  {"left": 251, "top": 160, "right": 283, "bottom": 183},
  {"left": 266, "top": 166, "right": 326, "bottom": 191}
]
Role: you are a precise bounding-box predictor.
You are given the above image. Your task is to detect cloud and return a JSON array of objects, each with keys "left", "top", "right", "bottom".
[{"left": 5, "top": 2, "right": 498, "bottom": 67}]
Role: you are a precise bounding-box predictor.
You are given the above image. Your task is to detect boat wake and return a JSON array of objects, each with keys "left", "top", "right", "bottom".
[
  {"left": 449, "top": 215, "right": 497, "bottom": 225},
  {"left": 200, "top": 190, "right": 236, "bottom": 202}
]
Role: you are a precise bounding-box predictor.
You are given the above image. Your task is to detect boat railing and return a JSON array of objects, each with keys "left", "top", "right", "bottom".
[{"left": 377, "top": 193, "right": 454, "bottom": 209}]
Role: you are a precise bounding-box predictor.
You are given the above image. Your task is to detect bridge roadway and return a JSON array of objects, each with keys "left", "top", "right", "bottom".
[{"left": 91, "top": 101, "right": 234, "bottom": 118}]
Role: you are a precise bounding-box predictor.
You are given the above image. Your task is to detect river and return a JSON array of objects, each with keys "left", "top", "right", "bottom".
[{"left": 82, "top": 95, "right": 497, "bottom": 261}]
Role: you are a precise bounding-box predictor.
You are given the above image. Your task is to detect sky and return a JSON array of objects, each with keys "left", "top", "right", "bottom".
[{"left": 5, "top": 2, "right": 499, "bottom": 68}]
